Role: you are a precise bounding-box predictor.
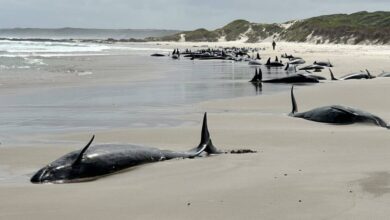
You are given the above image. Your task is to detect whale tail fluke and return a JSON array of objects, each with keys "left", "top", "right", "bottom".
[
  {"left": 329, "top": 69, "right": 337, "bottom": 80},
  {"left": 290, "top": 86, "right": 298, "bottom": 115},
  {"left": 371, "top": 115, "right": 390, "bottom": 129},
  {"left": 190, "top": 113, "right": 221, "bottom": 156}
]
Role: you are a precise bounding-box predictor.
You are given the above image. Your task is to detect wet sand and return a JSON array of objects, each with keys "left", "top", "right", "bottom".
[{"left": 1, "top": 42, "right": 390, "bottom": 219}]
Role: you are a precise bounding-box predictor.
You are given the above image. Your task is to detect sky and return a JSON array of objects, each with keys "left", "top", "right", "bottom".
[{"left": 0, "top": 0, "right": 389, "bottom": 30}]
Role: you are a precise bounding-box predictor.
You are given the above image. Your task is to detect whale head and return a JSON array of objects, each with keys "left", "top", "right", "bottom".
[
  {"left": 31, "top": 135, "right": 95, "bottom": 184},
  {"left": 30, "top": 162, "right": 77, "bottom": 184}
]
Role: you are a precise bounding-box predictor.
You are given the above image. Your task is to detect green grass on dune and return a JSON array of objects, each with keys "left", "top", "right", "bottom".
[{"left": 281, "top": 11, "right": 390, "bottom": 44}]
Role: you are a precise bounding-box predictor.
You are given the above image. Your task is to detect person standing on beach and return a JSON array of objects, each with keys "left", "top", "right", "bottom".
[{"left": 272, "top": 40, "right": 276, "bottom": 50}]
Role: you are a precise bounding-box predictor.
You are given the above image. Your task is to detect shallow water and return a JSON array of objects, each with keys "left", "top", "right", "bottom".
[{"left": 0, "top": 42, "right": 304, "bottom": 145}]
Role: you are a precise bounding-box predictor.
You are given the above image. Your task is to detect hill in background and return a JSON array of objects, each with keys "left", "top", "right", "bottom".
[{"left": 147, "top": 11, "right": 390, "bottom": 45}]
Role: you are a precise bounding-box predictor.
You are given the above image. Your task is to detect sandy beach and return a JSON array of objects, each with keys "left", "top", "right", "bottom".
[{"left": 1, "top": 41, "right": 390, "bottom": 219}]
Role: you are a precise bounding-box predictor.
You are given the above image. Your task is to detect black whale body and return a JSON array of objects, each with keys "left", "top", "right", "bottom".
[
  {"left": 262, "top": 74, "right": 319, "bottom": 83},
  {"left": 250, "top": 68, "right": 319, "bottom": 83},
  {"left": 289, "top": 86, "right": 389, "bottom": 128},
  {"left": 378, "top": 71, "right": 390, "bottom": 77},
  {"left": 151, "top": 53, "right": 165, "bottom": 57},
  {"left": 31, "top": 113, "right": 220, "bottom": 184},
  {"left": 329, "top": 69, "right": 374, "bottom": 80},
  {"left": 265, "top": 58, "right": 284, "bottom": 67},
  {"left": 285, "top": 64, "right": 326, "bottom": 81}
]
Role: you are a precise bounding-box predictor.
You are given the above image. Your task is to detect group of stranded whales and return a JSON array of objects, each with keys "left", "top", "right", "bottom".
[
  {"left": 249, "top": 53, "right": 389, "bottom": 84},
  {"left": 31, "top": 87, "right": 390, "bottom": 184},
  {"left": 30, "top": 50, "right": 390, "bottom": 184}
]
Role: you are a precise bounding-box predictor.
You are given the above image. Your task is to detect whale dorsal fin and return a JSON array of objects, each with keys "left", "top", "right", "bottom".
[
  {"left": 73, "top": 135, "right": 95, "bottom": 166},
  {"left": 189, "top": 113, "right": 220, "bottom": 156},
  {"left": 284, "top": 63, "right": 290, "bottom": 71},
  {"left": 258, "top": 68, "right": 263, "bottom": 81},
  {"left": 250, "top": 69, "right": 258, "bottom": 82},
  {"left": 266, "top": 58, "right": 270, "bottom": 65},
  {"left": 290, "top": 86, "right": 298, "bottom": 115},
  {"left": 200, "top": 113, "right": 210, "bottom": 145},
  {"left": 329, "top": 69, "right": 337, "bottom": 80}
]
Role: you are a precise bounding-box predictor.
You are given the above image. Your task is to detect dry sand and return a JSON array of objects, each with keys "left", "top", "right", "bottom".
[{"left": 1, "top": 42, "right": 390, "bottom": 219}]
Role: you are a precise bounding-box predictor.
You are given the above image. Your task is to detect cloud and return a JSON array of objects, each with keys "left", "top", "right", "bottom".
[{"left": 0, "top": 0, "right": 388, "bottom": 29}]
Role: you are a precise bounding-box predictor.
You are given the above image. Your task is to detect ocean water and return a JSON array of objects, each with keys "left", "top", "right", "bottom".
[
  {"left": 0, "top": 40, "right": 110, "bottom": 71},
  {"left": 0, "top": 40, "right": 297, "bottom": 145}
]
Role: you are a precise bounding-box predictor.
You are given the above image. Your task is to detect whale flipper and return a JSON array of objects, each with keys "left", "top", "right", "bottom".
[{"left": 330, "top": 106, "right": 359, "bottom": 116}]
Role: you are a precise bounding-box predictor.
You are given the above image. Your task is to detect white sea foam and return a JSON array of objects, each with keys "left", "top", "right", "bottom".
[
  {"left": 24, "top": 58, "right": 46, "bottom": 65},
  {"left": 77, "top": 71, "right": 93, "bottom": 76},
  {"left": 0, "top": 40, "right": 111, "bottom": 57}
]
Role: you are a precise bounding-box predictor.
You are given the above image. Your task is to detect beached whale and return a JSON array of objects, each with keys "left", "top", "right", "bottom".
[
  {"left": 299, "top": 64, "right": 324, "bottom": 71},
  {"left": 249, "top": 67, "right": 319, "bottom": 83},
  {"left": 248, "top": 59, "right": 262, "bottom": 65},
  {"left": 151, "top": 53, "right": 166, "bottom": 57},
  {"left": 302, "top": 74, "right": 326, "bottom": 81},
  {"left": 314, "top": 60, "right": 333, "bottom": 67},
  {"left": 31, "top": 113, "right": 221, "bottom": 184},
  {"left": 329, "top": 69, "right": 374, "bottom": 80},
  {"left": 281, "top": 53, "right": 294, "bottom": 59},
  {"left": 286, "top": 64, "right": 326, "bottom": 80},
  {"left": 265, "top": 57, "right": 284, "bottom": 67},
  {"left": 285, "top": 64, "right": 326, "bottom": 80},
  {"left": 377, "top": 71, "right": 390, "bottom": 77},
  {"left": 289, "top": 86, "right": 389, "bottom": 128},
  {"left": 288, "top": 58, "right": 306, "bottom": 65},
  {"left": 249, "top": 68, "right": 262, "bottom": 83}
]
